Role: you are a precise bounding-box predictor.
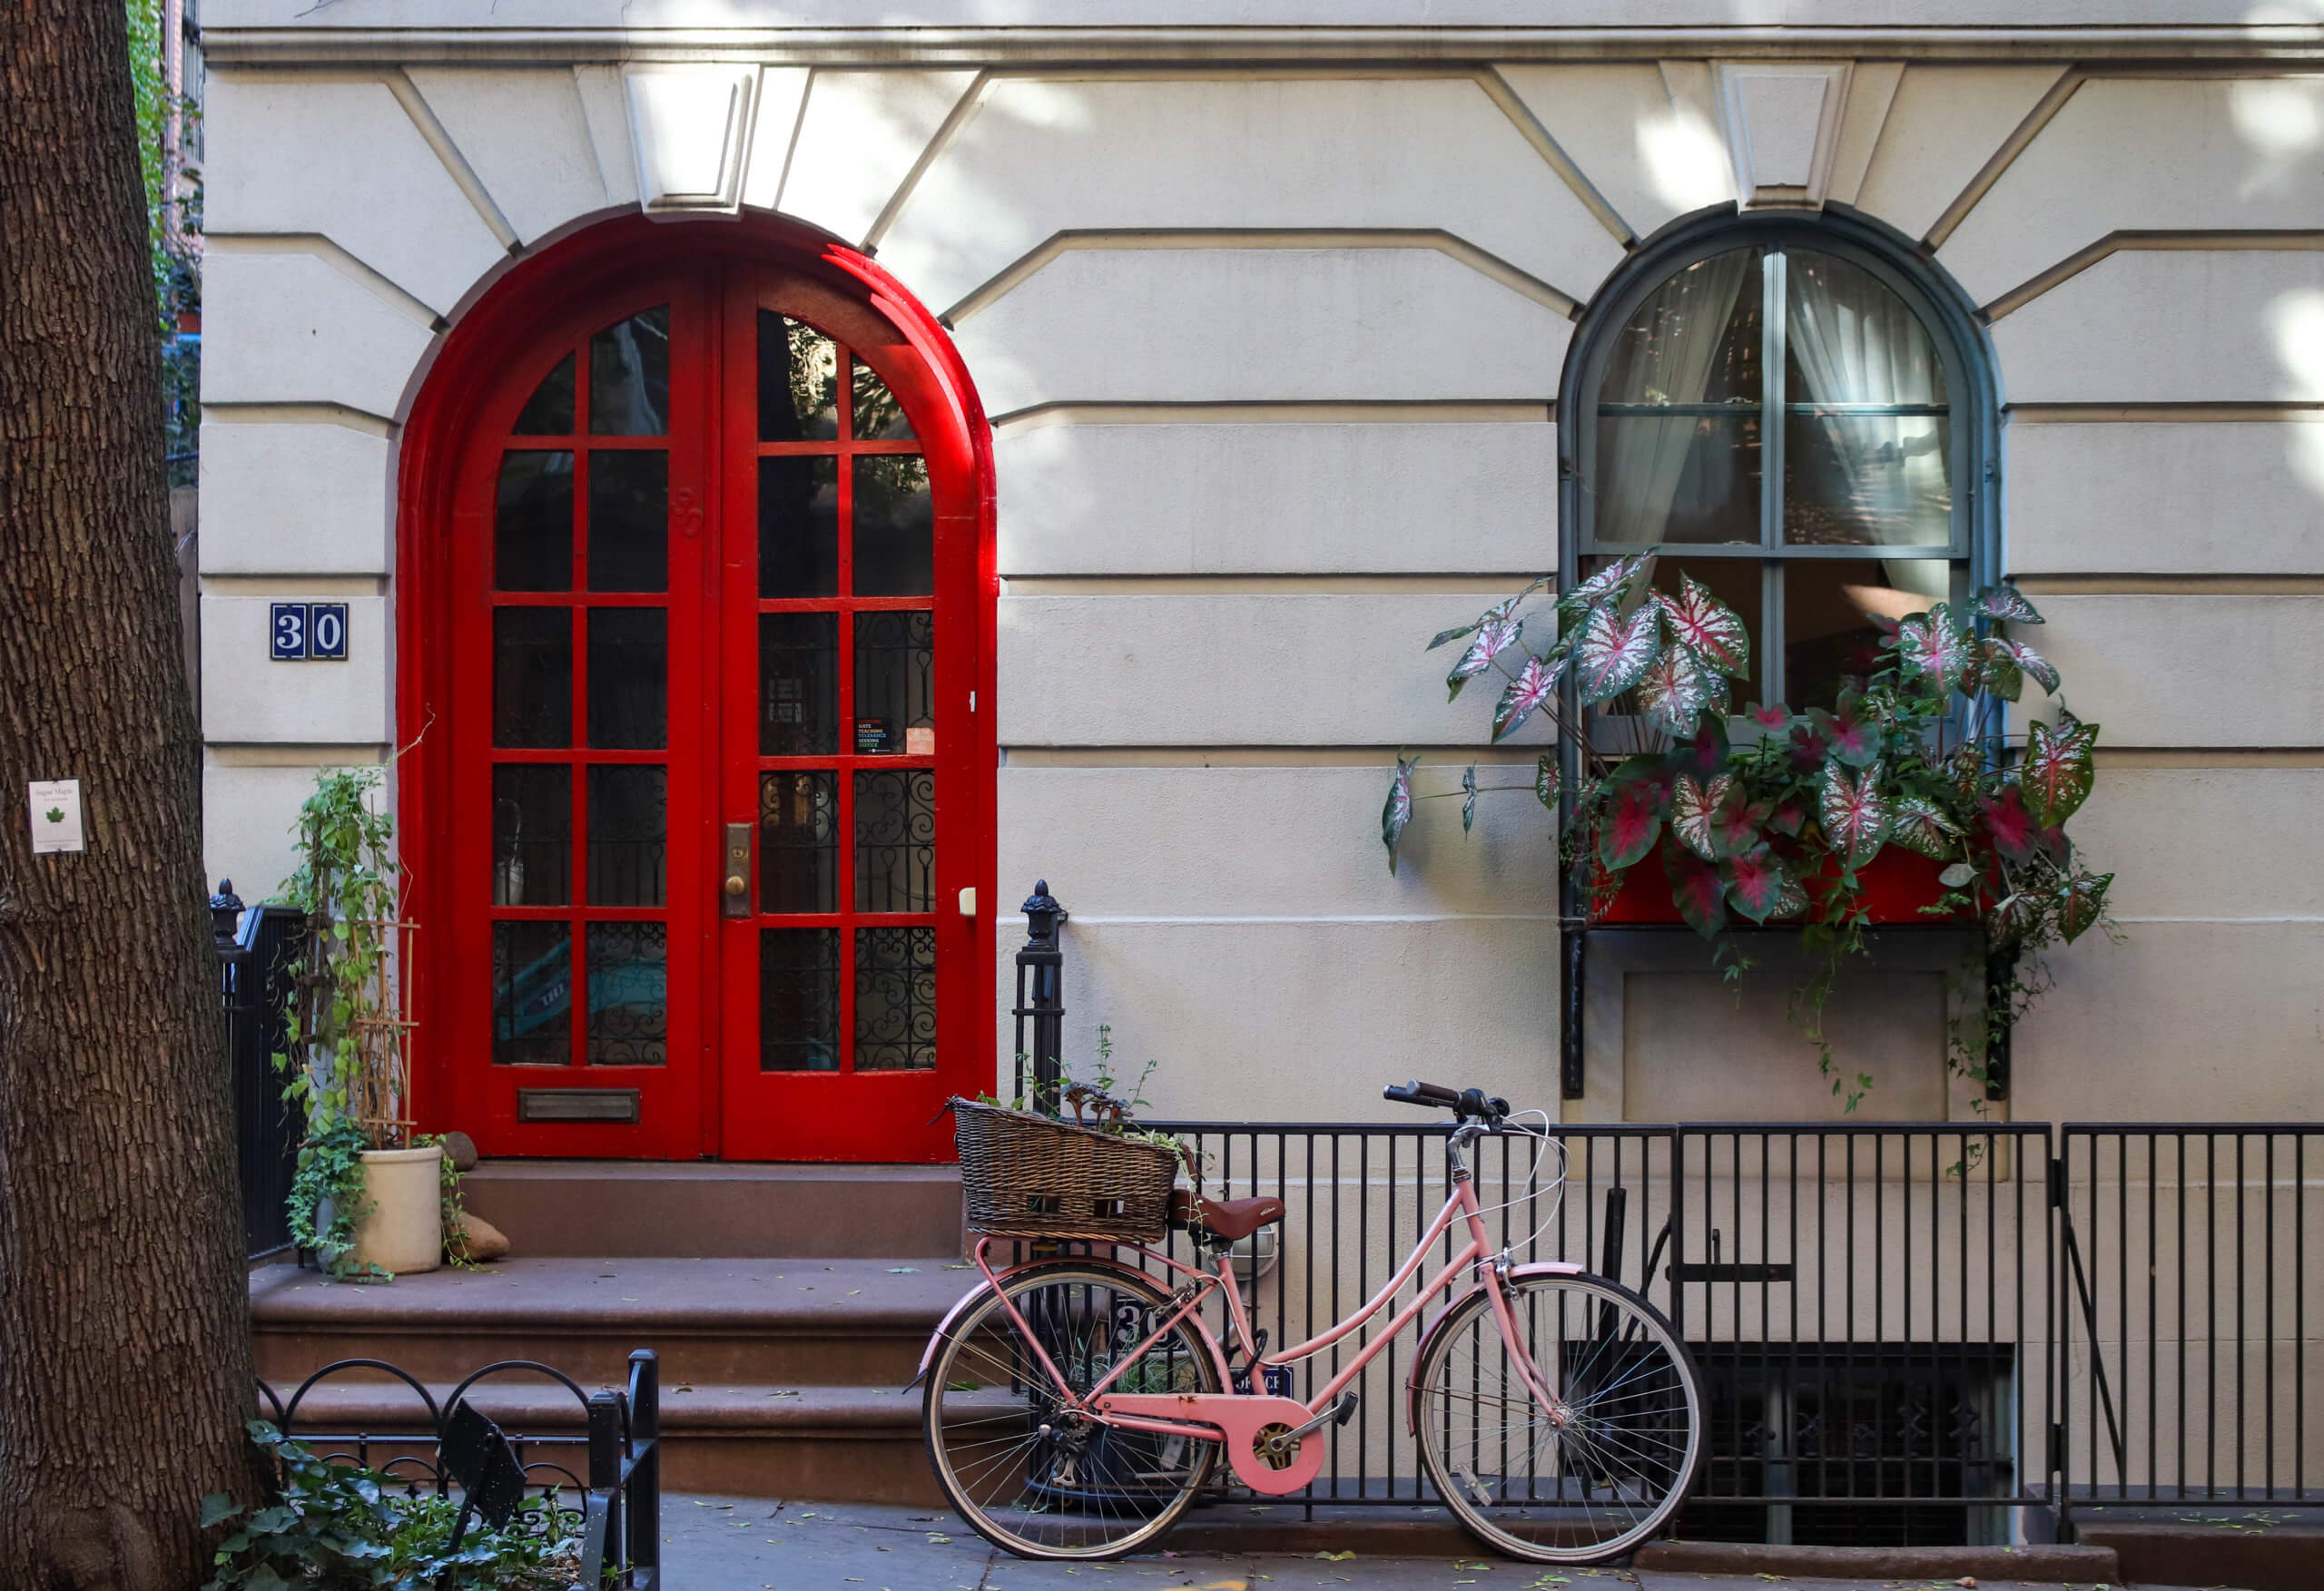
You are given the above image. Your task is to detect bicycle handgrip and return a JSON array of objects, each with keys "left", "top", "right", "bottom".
[{"left": 1384, "top": 1080, "right": 1462, "bottom": 1108}]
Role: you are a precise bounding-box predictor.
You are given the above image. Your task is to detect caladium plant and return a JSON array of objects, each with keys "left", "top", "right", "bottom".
[{"left": 1384, "top": 550, "right": 2114, "bottom": 1105}]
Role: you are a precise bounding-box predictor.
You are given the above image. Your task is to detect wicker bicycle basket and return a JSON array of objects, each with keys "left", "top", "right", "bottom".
[{"left": 950, "top": 1097, "right": 1181, "bottom": 1242}]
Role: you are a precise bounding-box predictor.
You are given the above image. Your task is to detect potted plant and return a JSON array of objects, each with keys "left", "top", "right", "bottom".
[
  {"left": 276, "top": 768, "right": 438, "bottom": 1277},
  {"left": 1383, "top": 552, "right": 2112, "bottom": 1103}
]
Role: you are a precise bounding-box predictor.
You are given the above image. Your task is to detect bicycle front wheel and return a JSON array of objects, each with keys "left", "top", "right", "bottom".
[
  {"left": 1413, "top": 1272, "right": 1701, "bottom": 1563},
  {"left": 922, "top": 1262, "right": 1221, "bottom": 1560}
]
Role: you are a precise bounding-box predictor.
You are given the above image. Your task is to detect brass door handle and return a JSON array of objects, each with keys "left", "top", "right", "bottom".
[{"left": 722, "top": 822, "right": 752, "bottom": 918}]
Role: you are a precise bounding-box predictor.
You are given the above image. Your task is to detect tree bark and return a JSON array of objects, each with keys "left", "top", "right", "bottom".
[{"left": 0, "top": 5, "right": 263, "bottom": 1588}]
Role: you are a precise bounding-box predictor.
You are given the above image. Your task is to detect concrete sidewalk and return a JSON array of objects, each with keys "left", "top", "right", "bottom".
[{"left": 660, "top": 1497, "right": 2225, "bottom": 1591}]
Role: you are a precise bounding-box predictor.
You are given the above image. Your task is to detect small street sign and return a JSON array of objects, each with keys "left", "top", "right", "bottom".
[{"left": 27, "top": 779, "right": 84, "bottom": 854}]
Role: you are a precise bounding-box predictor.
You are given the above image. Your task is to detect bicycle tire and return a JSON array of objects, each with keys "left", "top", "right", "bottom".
[
  {"left": 1413, "top": 1270, "right": 1703, "bottom": 1563},
  {"left": 922, "top": 1261, "right": 1222, "bottom": 1560}
]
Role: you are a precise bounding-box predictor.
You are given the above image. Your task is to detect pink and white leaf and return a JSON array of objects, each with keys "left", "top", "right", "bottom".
[
  {"left": 1711, "top": 797, "right": 1769, "bottom": 859},
  {"left": 1596, "top": 779, "right": 1664, "bottom": 872},
  {"left": 1976, "top": 636, "right": 2024, "bottom": 702},
  {"left": 1652, "top": 575, "right": 1751, "bottom": 679},
  {"left": 1973, "top": 583, "right": 2044, "bottom": 625},
  {"left": 2058, "top": 871, "right": 2113, "bottom": 943},
  {"left": 1888, "top": 796, "right": 1961, "bottom": 859},
  {"left": 2004, "top": 638, "right": 2062, "bottom": 695},
  {"left": 1818, "top": 760, "right": 1891, "bottom": 871},
  {"left": 2019, "top": 715, "right": 2098, "bottom": 827},
  {"left": 1987, "top": 890, "right": 2046, "bottom": 948},
  {"left": 1669, "top": 772, "right": 1734, "bottom": 860},
  {"left": 1426, "top": 593, "right": 1521, "bottom": 653},
  {"left": 1445, "top": 615, "right": 1522, "bottom": 701},
  {"left": 1661, "top": 840, "right": 1728, "bottom": 939},
  {"left": 1979, "top": 785, "right": 2043, "bottom": 865},
  {"left": 1382, "top": 756, "right": 1417, "bottom": 874},
  {"left": 1895, "top": 604, "right": 1974, "bottom": 691},
  {"left": 1535, "top": 754, "right": 1558, "bottom": 810},
  {"left": 1722, "top": 845, "right": 1807, "bottom": 924},
  {"left": 1572, "top": 601, "right": 1663, "bottom": 706},
  {"left": 1747, "top": 702, "right": 1792, "bottom": 733},
  {"left": 1635, "top": 644, "right": 1718, "bottom": 739},
  {"left": 1812, "top": 704, "right": 1880, "bottom": 769},
  {"left": 1491, "top": 653, "right": 1566, "bottom": 742},
  {"left": 1558, "top": 554, "right": 1650, "bottom": 625}
]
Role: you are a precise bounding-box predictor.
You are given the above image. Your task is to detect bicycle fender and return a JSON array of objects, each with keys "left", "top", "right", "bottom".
[
  {"left": 1402, "top": 1261, "right": 1585, "bottom": 1433},
  {"left": 909, "top": 1253, "right": 1202, "bottom": 1389},
  {"left": 911, "top": 1282, "right": 997, "bottom": 1388}
]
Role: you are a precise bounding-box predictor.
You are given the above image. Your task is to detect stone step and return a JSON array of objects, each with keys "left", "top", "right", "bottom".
[
  {"left": 262, "top": 1374, "right": 944, "bottom": 1505},
  {"left": 250, "top": 1256, "right": 972, "bottom": 1390},
  {"left": 457, "top": 1161, "right": 964, "bottom": 1259}
]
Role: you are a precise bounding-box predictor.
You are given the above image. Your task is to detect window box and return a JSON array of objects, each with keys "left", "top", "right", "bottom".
[{"left": 1595, "top": 846, "right": 1961, "bottom": 927}]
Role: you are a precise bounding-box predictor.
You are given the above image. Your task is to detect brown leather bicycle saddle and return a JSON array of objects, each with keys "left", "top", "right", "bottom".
[{"left": 1176, "top": 1193, "right": 1285, "bottom": 1242}]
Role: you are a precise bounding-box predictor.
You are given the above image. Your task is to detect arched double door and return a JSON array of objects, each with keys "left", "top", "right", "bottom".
[{"left": 415, "top": 229, "right": 992, "bottom": 1162}]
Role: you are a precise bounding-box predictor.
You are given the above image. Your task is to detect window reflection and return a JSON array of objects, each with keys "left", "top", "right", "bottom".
[
  {"left": 758, "top": 310, "right": 838, "bottom": 442},
  {"left": 589, "top": 306, "right": 670, "bottom": 437},
  {"left": 853, "top": 456, "right": 932, "bottom": 596}
]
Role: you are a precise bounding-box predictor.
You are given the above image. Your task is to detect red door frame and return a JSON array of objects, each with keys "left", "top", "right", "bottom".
[{"left": 397, "top": 213, "right": 998, "bottom": 1161}]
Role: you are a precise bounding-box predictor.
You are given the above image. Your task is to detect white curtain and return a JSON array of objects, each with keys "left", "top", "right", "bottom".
[
  {"left": 1783, "top": 252, "right": 1948, "bottom": 544},
  {"left": 1597, "top": 250, "right": 1758, "bottom": 545}
]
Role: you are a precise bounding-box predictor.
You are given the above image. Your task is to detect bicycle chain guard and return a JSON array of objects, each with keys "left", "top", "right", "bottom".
[{"left": 1089, "top": 1391, "right": 1330, "bottom": 1495}]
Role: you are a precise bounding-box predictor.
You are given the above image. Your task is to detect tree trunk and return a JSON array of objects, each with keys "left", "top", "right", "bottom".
[{"left": 0, "top": 5, "right": 263, "bottom": 1588}]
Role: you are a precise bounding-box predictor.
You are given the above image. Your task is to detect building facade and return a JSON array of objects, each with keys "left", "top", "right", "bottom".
[{"left": 200, "top": 3, "right": 2324, "bottom": 1163}]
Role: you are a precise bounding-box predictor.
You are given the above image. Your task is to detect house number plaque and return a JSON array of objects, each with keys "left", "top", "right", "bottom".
[{"left": 270, "top": 602, "right": 349, "bottom": 661}]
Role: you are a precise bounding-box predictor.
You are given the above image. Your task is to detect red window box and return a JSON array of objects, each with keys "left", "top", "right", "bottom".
[{"left": 1594, "top": 846, "right": 1964, "bottom": 927}]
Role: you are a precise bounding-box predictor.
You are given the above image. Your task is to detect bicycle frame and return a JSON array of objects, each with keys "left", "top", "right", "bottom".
[{"left": 954, "top": 1127, "right": 1573, "bottom": 1495}]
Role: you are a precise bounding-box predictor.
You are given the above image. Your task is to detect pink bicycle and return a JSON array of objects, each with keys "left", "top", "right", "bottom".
[{"left": 917, "top": 1080, "right": 1704, "bottom": 1563}]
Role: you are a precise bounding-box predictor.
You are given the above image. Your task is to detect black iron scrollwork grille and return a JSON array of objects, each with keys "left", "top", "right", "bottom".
[
  {"left": 761, "top": 928, "right": 842, "bottom": 1073},
  {"left": 854, "top": 925, "right": 936, "bottom": 1071},
  {"left": 853, "top": 768, "right": 934, "bottom": 913},
  {"left": 586, "top": 922, "right": 667, "bottom": 1066}
]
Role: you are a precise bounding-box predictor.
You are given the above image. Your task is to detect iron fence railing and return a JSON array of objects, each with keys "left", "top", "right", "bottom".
[
  {"left": 213, "top": 881, "right": 304, "bottom": 1262},
  {"left": 2057, "top": 1125, "right": 2324, "bottom": 1525},
  {"left": 257, "top": 1351, "right": 660, "bottom": 1587},
  {"left": 1115, "top": 1117, "right": 2324, "bottom": 1545},
  {"left": 1137, "top": 1119, "right": 2058, "bottom": 1546}
]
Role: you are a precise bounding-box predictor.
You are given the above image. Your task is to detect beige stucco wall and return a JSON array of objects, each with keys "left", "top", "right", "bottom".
[{"left": 195, "top": 10, "right": 2324, "bottom": 1130}]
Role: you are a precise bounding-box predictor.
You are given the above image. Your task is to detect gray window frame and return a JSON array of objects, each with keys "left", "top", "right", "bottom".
[{"left": 1558, "top": 208, "right": 2001, "bottom": 710}]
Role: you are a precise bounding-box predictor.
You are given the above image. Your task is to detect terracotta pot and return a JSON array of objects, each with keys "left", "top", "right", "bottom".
[
  {"left": 350, "top": 1145, "right": 444, "bottom": 1275},
  {"left": 1595, "top": 845, "right": 1962, "bottom": 927}
]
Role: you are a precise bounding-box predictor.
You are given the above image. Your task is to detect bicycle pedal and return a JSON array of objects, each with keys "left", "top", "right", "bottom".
[{"left": 1333, "top": 1392, "right": 1360, "bottom": 1427}]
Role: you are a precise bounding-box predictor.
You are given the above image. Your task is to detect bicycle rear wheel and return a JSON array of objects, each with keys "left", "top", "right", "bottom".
[
  {"left": 1413, "top": 1272, "right": 1701, "bottom": 1562},
  {"left": 922, "top": 1262, "right": 1221, "bottom": 1560}
]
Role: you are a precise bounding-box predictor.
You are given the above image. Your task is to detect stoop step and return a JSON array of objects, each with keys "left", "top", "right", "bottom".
[
  {"left": 251, "top": 1254, "right": 972, "bottom": 1505},
  {"left": 455, "top": 1161, "right": 965, "bottom": 1259}
]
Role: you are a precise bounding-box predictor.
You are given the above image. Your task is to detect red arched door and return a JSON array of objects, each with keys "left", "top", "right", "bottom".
[{"left": 425, "top": 235, "right": 990, "bottom": 1162}]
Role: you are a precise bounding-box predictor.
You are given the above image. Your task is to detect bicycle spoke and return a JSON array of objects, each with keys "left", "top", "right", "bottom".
[
  {"left": 1415, "top": 1275, "right": 1700, "bottom": 1564},
  {"left": 925, "top": 1265, "right": 1219, "bottom": 1562}
]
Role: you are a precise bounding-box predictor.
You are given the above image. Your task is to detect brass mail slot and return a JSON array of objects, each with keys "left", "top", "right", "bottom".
[{"left": 518, "top": 1088, "right": 640, "bottom": 1124}]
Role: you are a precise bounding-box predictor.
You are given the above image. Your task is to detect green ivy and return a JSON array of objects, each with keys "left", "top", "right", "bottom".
[
  {"left": 202, "top": 1422, "right": 584, "bottom": 1590},
  {"left": 285, "top": 1117, "right": 383, "bottom": 1283}
]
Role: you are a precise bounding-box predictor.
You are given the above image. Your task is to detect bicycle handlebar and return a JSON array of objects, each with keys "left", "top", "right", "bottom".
[{"left": 1383, "top": 1080, "right": 1512, "bottom": 1123}]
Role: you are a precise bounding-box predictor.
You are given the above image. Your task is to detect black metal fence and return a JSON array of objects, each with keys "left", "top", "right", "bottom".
[
  {"left": 1112, "top": 1117, "right": 2324, "bottom": 1545},
  {"left": 256, "top": 1351, "right": 661, "bottom": 1587},
  {"left": 212, "top": 881, "right": 304, "bottom": 1262},
  {"left": 2057, "top": 1125, "right": 2324, "bottom": 1526}
]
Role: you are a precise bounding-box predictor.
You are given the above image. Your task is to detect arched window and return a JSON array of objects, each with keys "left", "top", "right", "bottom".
[{"left": 1561, "top": 214, "right": 1994, "bottom": 710}]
